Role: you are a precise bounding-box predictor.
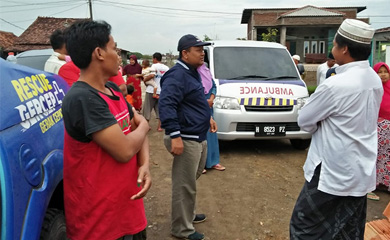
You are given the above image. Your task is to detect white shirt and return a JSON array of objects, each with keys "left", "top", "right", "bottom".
[
  {"left": 316, "top": 61, "right": 338, "bottom": 86},
  {"left": 299, "top": 60, "right": 383, "bottom": 197},
  {"left": 44, "top": 52, "right": 66, "bottom": 74},
  {"left": 146, "top": 62, "right": 169, "bottom": 94}
]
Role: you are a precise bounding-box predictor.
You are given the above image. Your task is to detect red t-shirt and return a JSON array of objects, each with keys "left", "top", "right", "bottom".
[
  {"left": 58, "top": 61, "right": 80, "bottom": 86},
  {"left": 109, "top": 70, "right": 126, "bottom": 87},
  {"left": 62, "top": 81, "right": 146, "bottom": 240}
]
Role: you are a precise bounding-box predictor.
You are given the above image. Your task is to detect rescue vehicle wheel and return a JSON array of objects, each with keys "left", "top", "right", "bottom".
[
  {"left": 290, "top": 139, "right": 311, "bottom": 150},
  {"left": 40, "top": 208, "right": 67, "bottom": 240}
]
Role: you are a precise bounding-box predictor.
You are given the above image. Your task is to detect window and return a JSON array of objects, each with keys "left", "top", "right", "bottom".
[
  {"left": 319, "top": 41, "right": 325, "bottom": 54},
  {"left": 213, "top": 47, "right": 299, "bottom": 80},
  {"left": 304, "top": 41, "right": 310, "bottom": 56},
  {"left": 311, "top": 41, "right": 317, "bottom": 54}
]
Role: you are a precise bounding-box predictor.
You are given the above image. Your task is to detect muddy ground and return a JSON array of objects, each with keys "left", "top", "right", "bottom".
[{"left": 143, "top": 116, "right": 390, "bottom": 240}]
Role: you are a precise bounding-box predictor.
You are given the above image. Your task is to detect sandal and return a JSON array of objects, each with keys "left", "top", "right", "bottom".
[
  {"left": 202, "top": 169, "right": 207, "bottom": 174},
  {"left": 212, "top": 164, "right": 226, "bottom": 171},
  {"left": 367, "top": 192, "right": 380, "bottom": 201}
]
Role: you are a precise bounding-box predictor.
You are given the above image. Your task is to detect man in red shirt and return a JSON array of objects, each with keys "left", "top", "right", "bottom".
[{"left": 62, "top": 20, "right": 151, "bottom": 240}]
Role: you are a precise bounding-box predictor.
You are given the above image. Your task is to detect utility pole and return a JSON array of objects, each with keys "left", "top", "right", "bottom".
[{"left": 88, "top": 0, "right": 93, "bottom": 20}]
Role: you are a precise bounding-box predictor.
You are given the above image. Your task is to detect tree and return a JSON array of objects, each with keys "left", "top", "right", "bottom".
[
  {"left": 261, "top": 28, "right": 278, "bottom": 42},
  {"left": 127, "top": 52, "right": 143, "bottom": 60},
  {"left": 203, "top": 34, "right": 212, "bottom": 41}
]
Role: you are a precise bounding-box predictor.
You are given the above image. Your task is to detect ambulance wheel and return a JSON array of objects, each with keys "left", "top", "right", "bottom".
[
  {"left": 290, "top": 139, "right": 311, "bottom": 150},
  {"left": 40, "top": 208, "right": 67, "bottom": 240}
]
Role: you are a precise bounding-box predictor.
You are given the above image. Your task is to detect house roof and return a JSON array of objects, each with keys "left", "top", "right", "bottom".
[
  {"left": 0, "top": 30, "right": 17, "bottom": 50},
  {"left": 280, "top": 5, "right": 345, "bottom": 18},
  {"left": 376, "top": 27, "right": 390, "bottom": 33},
  {"left": 241, "top": 6, "right": 366, "bottom": 23},
  {"left": 8, "top": 16, "right": 86, "bottom": 52}
]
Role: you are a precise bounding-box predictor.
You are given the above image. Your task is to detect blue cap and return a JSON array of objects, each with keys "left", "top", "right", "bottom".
[{"left": 177, "top": 34, "right": 211, "bottom": 52}]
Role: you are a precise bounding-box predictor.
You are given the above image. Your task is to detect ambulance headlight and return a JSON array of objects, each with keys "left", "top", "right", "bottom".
[
  {"left": 214, "top": 96, "right": 241, "bottom": 110},
  {"left": 297, "top": 97, "right": 309, "bottom": 110}
]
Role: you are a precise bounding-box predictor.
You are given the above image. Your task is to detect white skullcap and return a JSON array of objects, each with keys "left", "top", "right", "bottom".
[
  {"left": 337, "top": 19, "right": 374, "bottom": 44},
  {"left": 292, "top": 55, "right": 300, "bottom": 61}
]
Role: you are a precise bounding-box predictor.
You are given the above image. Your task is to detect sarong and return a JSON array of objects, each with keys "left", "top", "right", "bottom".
[{"left": 290, "top": 165, "right": 367, "bottom": 240}]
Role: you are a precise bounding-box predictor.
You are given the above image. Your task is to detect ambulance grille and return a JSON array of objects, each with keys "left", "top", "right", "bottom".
[
  {"left": 244, "top": 105, "right": 293, "bottom": 112},
  {"left": 236, "top": 122, "right": 300, "bottom": 132}
]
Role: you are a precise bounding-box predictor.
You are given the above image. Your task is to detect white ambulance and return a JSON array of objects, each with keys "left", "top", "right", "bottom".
[{"left": 204, "top": 40, "right": 311, "bottom": 150}]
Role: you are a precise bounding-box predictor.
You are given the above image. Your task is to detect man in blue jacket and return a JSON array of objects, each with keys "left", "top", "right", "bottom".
[{"left": 159, "top": 34, "right": 217, "bottom": 240}]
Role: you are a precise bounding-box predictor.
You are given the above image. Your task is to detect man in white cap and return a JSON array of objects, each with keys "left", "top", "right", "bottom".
[
  {"left": 316, "top": 52, "right": 338, "bottom": 86},
  {"left": 290, "top": 19, "right": 383, "bottom": 239},
  {"left": 159, "top": 34, "right": 217, "bottom": 240},
  {"left": 292, "top": 54, "right": 305, "bottom": 79}
]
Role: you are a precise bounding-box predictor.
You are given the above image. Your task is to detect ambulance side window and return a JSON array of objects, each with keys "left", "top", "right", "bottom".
[{"left": 204, "top": 48, "right": 210, "bottom": 68}]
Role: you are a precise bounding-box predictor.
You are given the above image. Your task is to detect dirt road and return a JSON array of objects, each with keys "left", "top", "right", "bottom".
[{"left": 143, "top": 116, "right": 390, "bottom": 240}]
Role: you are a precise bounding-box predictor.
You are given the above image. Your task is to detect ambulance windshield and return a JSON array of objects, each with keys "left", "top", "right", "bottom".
[{"left": 213, "top": 47, "right": 299, "bottom": 80}]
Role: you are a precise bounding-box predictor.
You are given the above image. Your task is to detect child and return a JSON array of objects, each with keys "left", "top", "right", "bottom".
[
  {"left": 126, "top": 84, "right": 135, "bottom": 105},
  {"left": 138, "top": 60, "right": 159, "bottom": 98}
]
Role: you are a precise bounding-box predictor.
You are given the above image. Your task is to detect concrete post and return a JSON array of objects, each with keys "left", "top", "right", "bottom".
[{"left": 280, "top": 26, "right": 286, "bottom": 46}]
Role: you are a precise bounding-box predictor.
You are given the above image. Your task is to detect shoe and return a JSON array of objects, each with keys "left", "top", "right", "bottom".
[
  {"left": 212, "top": 163, "right": 226, "bottom": 171},
  {"left": 367, "top": 192, "right": 380, "bottom": 201},
  {"left": 193, "top": 214, "right": 206, "bottom": 224},
  {"left": 186, "top": 231, "right": 204, "bottom": 240},
  {"left": 202, "top": 169, "right": 207, "bottom": 174}
]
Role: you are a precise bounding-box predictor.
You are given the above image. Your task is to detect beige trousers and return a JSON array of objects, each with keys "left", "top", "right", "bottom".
[{"left": 164, "top": 136, "right": 207, "bottom": 238}]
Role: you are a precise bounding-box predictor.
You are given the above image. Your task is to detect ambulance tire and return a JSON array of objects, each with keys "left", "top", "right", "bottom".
[
  {"left": 290, "top": 139, "right": 311, "bottom": 150},
  {"left": 40, "top": 208, "right": 67, "bottom": 240}
]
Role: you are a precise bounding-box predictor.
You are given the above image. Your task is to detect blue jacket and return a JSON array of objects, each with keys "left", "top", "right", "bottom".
[{"left": 159, "top": 60, "right": 211, "bottom": 141}]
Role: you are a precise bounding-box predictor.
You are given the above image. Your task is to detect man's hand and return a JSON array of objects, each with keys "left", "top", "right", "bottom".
[
  {"left": 131, "top": 107, "right": 148, "bottom": 129},
  {"left": 171, "top": 137, "right": 184, "bottom": 155},
  {"left": 210, "top": 117, "right": 217, "bottom": 133},
  {"left": 207, "top": 98, "right": 214, "bottom": 108},
  {"left": 130, "top": 164, "right": 152, "bottom": 200},
  {"left": 207, "top": 94, "right": 215, "bottom": 108}
]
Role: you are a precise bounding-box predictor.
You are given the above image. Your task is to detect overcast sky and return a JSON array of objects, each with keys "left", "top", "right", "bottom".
[{"left": 0, "top": 0, "right": 389, "bottom": 54}]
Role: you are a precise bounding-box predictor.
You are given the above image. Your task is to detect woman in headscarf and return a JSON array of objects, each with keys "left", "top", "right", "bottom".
[
  {"left": 198, "top": 63, "right": 225, "bottom": 173},
  {"left": 123, "top": 55, "right": 143, "bottom": 111},
  {"left": 370, "top": 62, "right": 390, "bottom": 200}
]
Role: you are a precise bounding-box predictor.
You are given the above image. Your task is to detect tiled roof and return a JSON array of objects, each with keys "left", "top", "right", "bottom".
[
  {"left": 376, "top": 27, "right": 390, "bottom": 33},
  {"left": 0, "top": 31, "right": 17, "bottom": 49},
  {"left": 280, "top": 5, "right": 345, "bottom": 18},
  {"left": 241, "top": 6, "right": 366, "bottom": 23},
  {"left": 8, "top": 16, "right": 86, "bottom": 52}
]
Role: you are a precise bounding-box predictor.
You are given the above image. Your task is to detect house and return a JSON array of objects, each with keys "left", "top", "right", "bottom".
[
  {"left": 5, "top": 17, "right": 85, "bottom": 53},
  {"left": 0, "top": 30, "right": 17, "bottom": 59},
  {"left": 241, "top": 5, "right": 369, "bottom": 63},
  {"left": 372, "top": 27, "right": 390, "bottom": 65}
]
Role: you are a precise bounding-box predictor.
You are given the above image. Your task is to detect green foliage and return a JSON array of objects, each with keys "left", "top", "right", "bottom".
[
  {"left": 307, "top": 86, "right": 317, "bottom": 95},
  {"left": 142, "top": 54, "right": 152, "bottom": 60},
  {"left": 261, "top": 28, "right": 278, "bottom": 42},
  {"left": 127, "top": 52, "right": 143, "bottom": 60},
  {"left": 203, "top": 34, "right": 212, "bottom": 41},
  {"left": 236, "top": 37, "right": 247, "bottom": 40}
]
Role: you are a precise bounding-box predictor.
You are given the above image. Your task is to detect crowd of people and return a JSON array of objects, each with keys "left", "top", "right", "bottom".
[
  {"left": 43, "top": 20, "right": 225, "bottom": 240},
  {"left": 37, "top": 17, "right": 390, "bottom": 240}
]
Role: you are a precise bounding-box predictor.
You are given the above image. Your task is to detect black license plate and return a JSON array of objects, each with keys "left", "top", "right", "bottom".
[{"left": 255, "top": 125, "right": 286, "bottom": 136}]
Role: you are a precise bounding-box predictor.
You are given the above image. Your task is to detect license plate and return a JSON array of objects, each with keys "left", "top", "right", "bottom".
[{"left": 255, "top": 125, "right": 286, "bottom": 136}]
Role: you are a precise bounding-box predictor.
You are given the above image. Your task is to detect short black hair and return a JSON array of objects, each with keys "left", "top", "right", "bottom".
[
  {"left": 153, "top": 52, "right": 162, "bottom": 61},
  {"left": 127, "top": 84, "right": 134, "bottom": 95},
  {"left": 65, "top": 20, "right": 111, "bottom": 69},
  {"left": 50, "top": 29, "right": 65, "bottom": 50},
  {"left": 334, "top": 33, "right": 371, "bottom": 61}
]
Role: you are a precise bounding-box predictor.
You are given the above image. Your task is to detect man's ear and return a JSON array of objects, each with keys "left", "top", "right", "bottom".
[
  {"left": 342, "top": 45, "right": 349, "bottom": 55},
  {"left": 93, "top": 47, "right": 104, "bottom": 61},
  {"left": 182, "top": 50, "right": 189, "bottom": 60}
]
